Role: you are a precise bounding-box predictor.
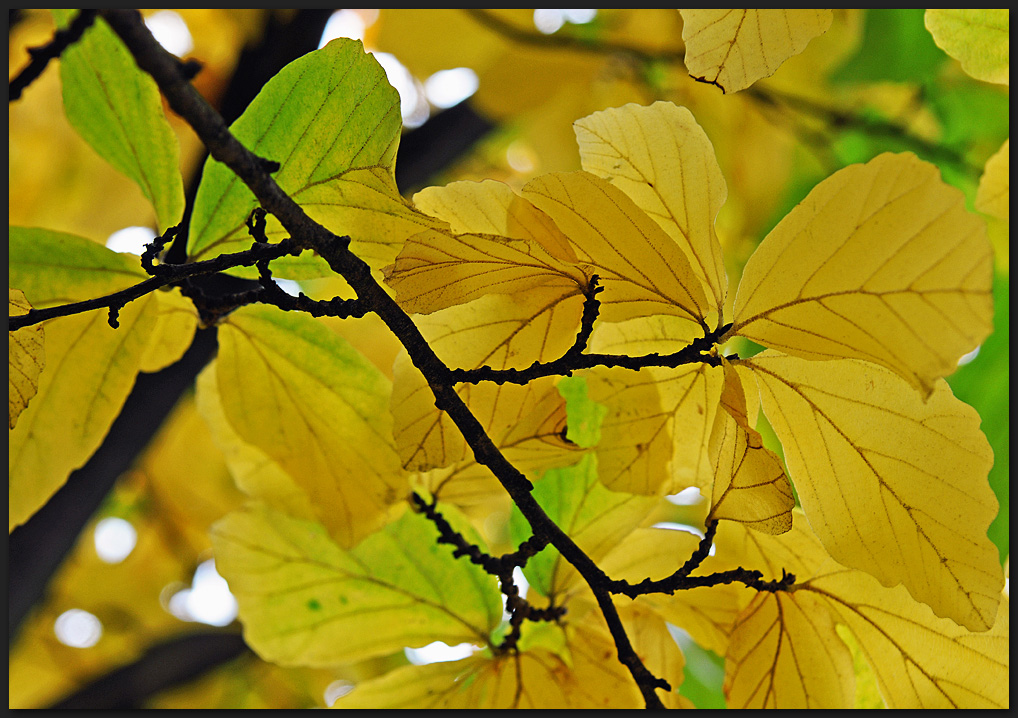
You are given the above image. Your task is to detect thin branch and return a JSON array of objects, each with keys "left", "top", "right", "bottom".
[{"left": 9, "top": 9, "right": 98, "bottom": 102}]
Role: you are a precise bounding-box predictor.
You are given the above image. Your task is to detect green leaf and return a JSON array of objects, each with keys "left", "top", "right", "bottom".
[
  {"left": 52, "top": 10, "right": 184, "bottom": 231},
  {"left": 187, "top": 38, "right": 441, "bottom": 278},
  {"left": 211, "top": 502, "right": 504, "bottom": 667}
]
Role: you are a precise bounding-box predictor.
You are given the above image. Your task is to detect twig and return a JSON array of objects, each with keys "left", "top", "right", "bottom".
[{"left": 9, "top": 9, "right": 98, "bottom": 102}]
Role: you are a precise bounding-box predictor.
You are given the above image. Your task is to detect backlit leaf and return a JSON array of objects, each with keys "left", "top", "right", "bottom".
[
  {"left": 743, "top": 352, "right": 1003, "bottom": 631},
  {"left": 706, "top": 360, "right": 794, "bottom": 533},
  {"left": 681, "top": 9, "right": 833, "bottom": 93},
  {"left": 216, "top": 305, "right": 405, "bottom": 547},
  {"left": 9, "top": 228, "right": 158, "bottom": 530},
  {"left": 211, "top": 503, "right": 503, "bottom": 667},
  {"left": 925, "top": 9, "right": 1009, "bottom": 85},
  {"left": 976, "top": 139, "right": 1009, "bottom": 221},
  {"left": 522, "top": 171, "right": 710, "bottom": 327},
  {"left": 574, "top": 102, "right": 728, "bottom": 317},
  {"left": 137, "top": 288, "right": 197, "bottom": 373},
  {"left": 724, "top": 590, "right": 854, "bottom": 708},
  {"left": 188, "top": 38, "right": 441, "bottom": 277},
  {"left": 8, "top": 289, "right": 45, "bottom": 429},
  {"left": 52, "top": 10, "right": 184, "bottom": 231},
  {"left": 732, "top": 152, "right": 993, "bottom": 395},
  {"left": 806, "top": 564, "right": 1009, "bottom": 708}
]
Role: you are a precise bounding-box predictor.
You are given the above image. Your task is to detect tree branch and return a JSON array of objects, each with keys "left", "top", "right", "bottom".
[{"left": 9, "top": 9, "right": 97, "bottom": 102}]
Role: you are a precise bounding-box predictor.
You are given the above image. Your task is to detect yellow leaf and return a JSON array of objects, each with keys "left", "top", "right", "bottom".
[
  {"left": 211, "top": 503, "right": 503, "bottom": 667},
  {"left": 522, "top": 171, "right": 711, "bottom": 327},
  {"left": 413, "top": 179, "right": 579, "bottom": 263},
  {"left": 742, "top": 352, "right": 1003, "bottom": 631},
  {"left": 138, "top": 287, "right": 197, "bottom": 373},
  {"left": 925, "top": 9, "right": 1009, "bottom": 86},
  {"left": 574, "top": 102, "right": 728, "bottom": 317},
  {"left": 195, "top": 364, "right": 317, "bottom": 523},
  {"left": 9, "top": 298, "right": 158, "bottom": 531},
  {"left": 391, "top": 291, "right": 584, "bottom": 472},
  {"left": 216, "top": 305, "right": 405, "bottom": 547},
  {"left": 976, "top": 139, "right": 1009, "bottom": 222},
  {"left": 732, "top": 152, "right": 993, "bottom": 395},
  {"left": 724, "top": 590, "right": 854, "bottom": 708},
  {"left": 616, "top": 602, "right": 689, "bottom": 709},
  {"left": 8, "top": 289, "right": 45, "bottom": 429},
  {"left": 706, "top": 360, "right": 794, "bottom": 533},
  {"left": 383, "top": 226, "right": 586, "bottom": 315},
  {"left": 806, "top": 565, "right": 1009, "bottom": 708},
  {"left": 681, "top": 9, "right": 833, "bottom": 93}
]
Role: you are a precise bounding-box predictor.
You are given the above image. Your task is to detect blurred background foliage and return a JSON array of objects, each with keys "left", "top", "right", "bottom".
[{"left": 7, "top": 8, "right": 1008, "bottom": 709}]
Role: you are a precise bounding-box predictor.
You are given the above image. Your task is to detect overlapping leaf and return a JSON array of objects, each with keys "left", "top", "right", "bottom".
[
  {"left": 574, "top": 102, "right": 728, "bottom": 318},
  {"left": 211, "top": 503, "right": 503, "bottom": 667},
  {"left": 188, "top": 38, "right": 442, "bottom": 277},
  {"left": 741, "top": 352, "right": 1003, "bottom": 631},
  {"left": 681, "top": 9, "right": 833, "bottom": 93},
  {"left": 216, "top": 304, "right": 405, "bottom": 547},
  {"left": 52, "top": 10, "right": 184, "bottom": 231},
  {"left": 732, "top": 152, "right": 993, "bottom": 396},
  {"left": 8, "top": 289, "right": 45, "bottom": 430},
  {"left": 706, "top": 360, "right": 794, "bottom": 533}
]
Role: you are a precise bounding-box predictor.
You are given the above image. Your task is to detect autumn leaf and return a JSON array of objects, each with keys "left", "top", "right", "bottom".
[
  {"left": 925, "top": 9, "right": 1009, "bottom": 86},
  {"left": 215, "top": 304, "right": 406, "bottom": 547},
  {"left": 731, "top": 152, "right": 993, "bottom": 396},
  {"left": 9, "top": 228, "right": 159, "bottom": 531},
  {"left": 52, "top": 10, "right": 184, "bottom": 231},
  {"left": 740, "top": 352, "right": 1003, "bottom": 631},
  {"left": 680, "top": 9, "right": 833, "bottom": 93},
  {"left": 211, "top": 503, "right": 503, "bottom": 667},
  {"left": 976, "top": 139, "right": 1009, "bottom": 222},
  {"left": 706, "top": 360, "right": 794, "bottom": 534},
  {"left": 574, "top": 101, "right": 728, "bottom": 317},
  {"left": 188, "top": 38, "right": 442, "bottom": 278},
  {"left": 8, "top": 289, "right": 45, "bottom": 430},
  {"left": 137, "top": 288, "right": 197, "bottom": 373}
]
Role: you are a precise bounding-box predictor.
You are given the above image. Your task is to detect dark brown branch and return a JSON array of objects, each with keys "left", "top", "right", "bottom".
[
  {"left": 99, "top": 11, "right": 669, "bottom": 706},
  {"left": 9, "top": 9, "right": 97, "bottom": 102}
]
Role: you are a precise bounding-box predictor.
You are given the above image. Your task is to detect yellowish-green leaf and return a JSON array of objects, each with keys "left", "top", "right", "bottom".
[
  {"left": 617, "top": 602, "right": 690, "bottom": 709},
  {"left": 509, "top": 454, "right": 658, "bottom": 601},
  {"left": 188, "top": 38, "right": 442, "bottom": 277},
  {"left": 391, "top": 291, "right": 584, "bottom": 472},
  {"left": 522, "top": 171, "right": 711, "bottom": 327},
  {"left": 216, "top": 304, "right": 405, "bottom": 547},
  {"left": 732, "top": 152, "right": 993, "bottom": 396},
  {"left": 9, "top": 228, "right": 158, "bottom": 530},
  {"left": 681, "top": 9, "right": 833, "bottom": 93},
  {"left": 211, "top": 503, "right": 503, "bottom": 667},
  {"left": 925, "top": 9, "right": 1009, "bottom": 85},
  {"left": 9, "top": 289, "right": 45, "bottom": 430},
  {"left": 138, "top": 288, "right": 197, "bottom": 373},
  {"left": 742, "top": 352, "right": 1003, "bottom": 631},
  {"left": 707, "top": 360, "right": 794, "bottom": 533},
  {"left": 413, "top": 179, "right": 578, "bottom": 262},
  {"left": 383, "top": 226, "right": 586, "bottom": 315},
  {"left": 976, "top": 139, "right": 1009, "bottom": 221},
  {"left": 724, "top": 590, "right": 854, "bottom": 708},
  {"left": 52, "top": 10, "right": 184, "bottom": 231},
  {"left": 805, "top": 565, "right": 1009, "bottom": 708},
  {"left": 195, "top": 364, "right": 317, "bottom": 523},
  {"left": 574, "top": 102, "right": 728, "bottom": 317}
]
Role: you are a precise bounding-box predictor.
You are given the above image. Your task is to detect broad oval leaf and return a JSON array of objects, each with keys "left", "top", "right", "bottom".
[
  {"left": 53, "top": 10, "right": 184, "bottom": 231},
  {"left": 574, "top": 102, "right": 728, "bottom": 316},
  {"left": 522, "top": 171, "right": 711, "bottom": 327},
  {"left": 732, "top": 152, "right": 993, "bottom": 396},
  {"left": 137, "top": 288, "right": 197, "bottom": 373},
  {"left": 8, "top": 289, "right": 45, "bottom": 430},
  {"left": 724, "top": 591, "right": 854, "bottom": 708},
  {"left": 806, "top": 564, "right": 1009, "bottom": 708},
  {"left": 706, "top": 360, "right": 794, "bottom": 533},
  {"left": 976, "top": 139, "right": 1009, "bottom": 221},
  {"left": 188, "top": 38, "right": 441, "bottom": 277},
  {"left": 211, "top": 503, "right": 503, "bottom": 667},
  {"left": 681, "top": 9, "right": 833, "bottom": 93},
  {"left": 925, "top": 9, "right": 1009, "bottom": 86},
  {"left": 216, "top": 304, "right": 406, "bottom": 547},
  {"left": 742, "top": 352, "right": 1003, "bottom": 631}
]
